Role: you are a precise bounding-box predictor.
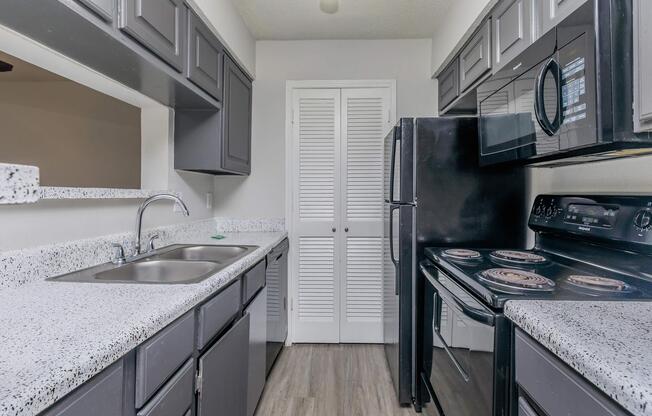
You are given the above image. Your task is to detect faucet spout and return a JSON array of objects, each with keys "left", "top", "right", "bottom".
[{"left": 135, "top": 193, "right": 190, "bottom": 255}]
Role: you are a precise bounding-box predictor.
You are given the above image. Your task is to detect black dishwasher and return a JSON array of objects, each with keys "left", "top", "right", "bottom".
[{"left": 266, "top": 239, "right": 289, "bottom": 376}]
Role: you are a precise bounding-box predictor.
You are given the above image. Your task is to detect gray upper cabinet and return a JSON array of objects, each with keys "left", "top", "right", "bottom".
[
  {"left": 187, "top": 8, "right": 225, "bottom": 100},
  {"left": 197, "top": 314, "right": 250, "bottom": 416},
  {"left": 437, "top": 57, "right": 460, "bottom": 112},
  {"left": 634, "top": 0, "right": 652, "bottom": 132},
  {"left": 75, "top": 0, "right": 115, "bottom": 22},
  {"left": 119, "top": 0, "right": 185, "bottom": 72},
  {"left": 493, "top": 0, "right": 534, "bottom": 72},
  {"left": 459, "top": 19, "right": 492, "bottom": 92},
  {"left": 222, "top": 54, "right": 253, "bottom": 174},
  {"left": 43, "top": 360, "right": 126, "bottom": 416},
  {"left": 540, "top": 0, "right": 587, "bottom": 36}
]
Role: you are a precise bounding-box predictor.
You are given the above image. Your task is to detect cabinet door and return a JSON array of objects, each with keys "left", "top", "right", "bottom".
[
  {"left": 222, "top": 55, "right": 253, "bottom": 174},
  {"left": 43, "top": 360, "right": 125, "bottom": 416},
  {"left": 460, "top": 19, "right": 492, "bottom": 91},
  {"left": 634, "top": 0, "right": 652, "bottom": 132},
  {"left": 119, "top": 0, "right": 185, "bottom": 71},
  {"left": 76, "top": 0, "right": 115, "bottom": 21},
  {"left": 197, "top": 314, "right": 250, "bottom": 416},
  {"left": 493, "top": 0, "right": 534, "bottom": 72},
  {"left": 437, "top": 58, "right": 460, "bottom": 111},
  {"left": 246, "top": 287, "right": 267, "bottom": 416},
  {"left": 187, "top": 8, "right": 224, "bottom": 100},
  {"left": 541, "top": 0, "right": 587, "bottom": 36}
]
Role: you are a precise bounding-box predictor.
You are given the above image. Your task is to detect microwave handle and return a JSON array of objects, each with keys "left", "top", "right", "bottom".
[{"left": 534, "top": 58, "right": 563, "bottom": 136}]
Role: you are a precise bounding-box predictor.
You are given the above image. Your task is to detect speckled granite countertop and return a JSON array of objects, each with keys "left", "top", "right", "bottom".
[
  {"left": 505, "top": 300, "right": 652, "bottom": 416},
  {"left": 0, "top": 231, "right": 287, "bottom": 416}
]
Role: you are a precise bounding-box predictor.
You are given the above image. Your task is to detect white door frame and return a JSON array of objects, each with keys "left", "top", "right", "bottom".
[{"left": 285, "top": 79, "right": 397, "bottom": 344}]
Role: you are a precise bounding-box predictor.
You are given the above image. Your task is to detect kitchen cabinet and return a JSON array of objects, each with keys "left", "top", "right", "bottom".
[
  {"left": 493, "top": 0, "right": 534, "bottom": 72},
  {"left": 197, "top": 314, "right": 250, "bottom": 416},
  {"left": 43, "top": 360, "right": 126, "bottom": 416},
  {"left": 187, "top": 8, "right": 225, "bottom": 100},
  {"left": 515, "top": 329, "right": 628, "bottom": 416},
  {"left": 197, "top": 279, "right": 241, "bottom": 349},
  {"left": 266, "top": 239, "right": 289, "bottom": 376},
  {"left": 222, "top": 54, "right": 253, "bottom": 174},
  {"left": 119, "top": 0, "right": 185, "bottom": 71},
  {"left": 437, "top": 58, "right": 460, "bottom": 111},
  {"left": 243, "top": 260, "right": 266, "bottom": 304},
  {"left": 459, "top": 19, "right": 492, "bottom": 92},
  {"left": 246, "top": 287, "right": 268, "bottom": 416},
  {"left": 540, "top": 0, "right": 587, "bottom": 36},
  {"left": 136, "top": 359, "right": 194, "bottom": 416},
  {"left": 634, "top": 0, "right": 652, "bottom": 132},
  {"left": 75, "top": 0, "right": 114, "bottom": 22}
]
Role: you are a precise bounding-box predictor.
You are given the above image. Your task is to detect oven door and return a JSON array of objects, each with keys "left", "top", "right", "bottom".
[{"left": 420, "top": 261, "right": 496, "bottom": 416}]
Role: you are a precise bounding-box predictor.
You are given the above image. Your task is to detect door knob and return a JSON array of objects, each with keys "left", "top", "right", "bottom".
[{"left": 332, "top": 227, "right": 336, "bottom": 232}]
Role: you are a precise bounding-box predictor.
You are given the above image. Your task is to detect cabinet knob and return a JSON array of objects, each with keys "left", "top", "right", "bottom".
[
  {"left": 345, "top": 227, "right": 349, "bottom": 232},
  {"left": 332, "top": 227, "right": 337, "bottom": 232}
]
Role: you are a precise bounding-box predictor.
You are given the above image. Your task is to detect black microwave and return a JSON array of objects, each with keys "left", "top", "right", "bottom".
[{"left": 478, "top": 0, "right": 652, "bottom": 167}]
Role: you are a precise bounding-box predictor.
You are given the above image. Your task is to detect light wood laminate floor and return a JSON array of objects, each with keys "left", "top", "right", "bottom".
[{"left": 254, "top": 344, "right": 420, "bottom": 416}]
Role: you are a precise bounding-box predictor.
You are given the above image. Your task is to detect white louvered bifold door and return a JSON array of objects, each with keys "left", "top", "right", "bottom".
[
  {"left": 339, "top": 88, "right": 391, "bottom": 343},
  {"left": 291, "top": 88, "right": 342, "bottom": 343}
]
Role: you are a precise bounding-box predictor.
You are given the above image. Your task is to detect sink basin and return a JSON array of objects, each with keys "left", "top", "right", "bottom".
[
  {"left": 93, "top": 259, "right": 219, "bottom": 284},
  {"left": 157, "top": 245, "right": 253, "bottom": 262},
  {"left": 47, "top": 244, "right": 259, "bottom": 284}
]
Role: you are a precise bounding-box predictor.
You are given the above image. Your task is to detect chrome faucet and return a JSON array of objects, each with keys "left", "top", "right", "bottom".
[{"left": 135, "top": 194, "right": 190, "bottom": 255}]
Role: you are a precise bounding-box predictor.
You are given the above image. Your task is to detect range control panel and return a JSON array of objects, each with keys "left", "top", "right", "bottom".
[{"left": 529, "top": 195, "right": 652, "bottom": 246}]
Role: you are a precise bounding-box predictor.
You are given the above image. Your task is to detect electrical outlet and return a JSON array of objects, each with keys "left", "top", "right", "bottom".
[{"left": 206, "top": 193, "right": 213, "bottom": 209}]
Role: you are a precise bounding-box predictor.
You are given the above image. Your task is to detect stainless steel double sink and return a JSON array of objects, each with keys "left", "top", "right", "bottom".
[{"left": 48, "top": 245, "right": 258, "bottom": 284}]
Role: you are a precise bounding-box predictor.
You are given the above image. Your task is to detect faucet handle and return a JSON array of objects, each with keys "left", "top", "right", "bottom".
[
  {"left": 111, "top": 243, "right": 127, "bottom": 265},
  {"left": 147, "top": 234, "right": 160, "bottom": 253}
]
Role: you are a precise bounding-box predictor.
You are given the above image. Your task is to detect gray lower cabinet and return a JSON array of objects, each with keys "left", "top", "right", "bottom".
[
  {"left": 493, "top": 0, "right": 534, "bottom": 72},
  {"left": 222, "top": 54, "right": 253, "bottom": 174},
  {"left": 437, "top": 57, "right": 460, "bottom": 111},
  {"left": 634, "top": 0, "right": 652, "bottom": 132},
  {"left": 540, "top": 0, "right": 587, "bottom": 36},
  {"left": 119, "top": 0, "right": 185, "bottom": 71},
  {"left": 515, "top": 329, "right": 628, "bottom": 416},
  {"left": 75, "top": 0, "right": 115, "bottom": 22},
  {"left": 197, "top": 313, "right": 250, "bottom": 416},
  {"left": 43, "top": 360, "right": 125, "bottom": 416},
  {"left": 136, "top": 359, "right": 194, "bottom": 416},
  {"left": 197, "top": 279, "right": 241, "bottom": 350},
  {"left": 187, "top": 8, "right": 225, "bottom": 100},
  {"left": 246, "top": 287, "right": 268, "bottom": 416},
  {"left": 459, "top": 19, "right": 492, "bottom": 92}
]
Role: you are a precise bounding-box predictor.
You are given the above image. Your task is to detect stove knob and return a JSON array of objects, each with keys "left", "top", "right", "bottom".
[
  {"left": 534, "top": 205, "right": 543, "bottom": 216},
  {"left": 634, "top": 210, "right": 652, "bottom": 229},
  {"left": 545, "top": 206, "right": 555, "bottom": 218}
]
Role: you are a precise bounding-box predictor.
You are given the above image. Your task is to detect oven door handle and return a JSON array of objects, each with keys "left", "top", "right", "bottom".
[
  {"left": 432, "top": 293, "right": 471, "bottom": 382},
  {"left": 420, "top": 262, "right": 496, "bottom": 327}
]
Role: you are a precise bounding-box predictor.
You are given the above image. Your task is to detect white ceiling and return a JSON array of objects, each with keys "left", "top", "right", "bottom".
[{"left": 232, "top": 0, "right": 452, "bottom": 40}]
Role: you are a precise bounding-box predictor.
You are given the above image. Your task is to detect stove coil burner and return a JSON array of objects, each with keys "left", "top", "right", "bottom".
[
  {"left": 441, "top": 249, "right": 482, "bottom": 262},
  {"left": 490, "top": 250, "right": 548, "bottom": 265},
  {"left": 478, "top": 268, "right": 556, "bottom": 292},
  {"left": 566, "top": 275, "right": 633, "bottom": 293}
]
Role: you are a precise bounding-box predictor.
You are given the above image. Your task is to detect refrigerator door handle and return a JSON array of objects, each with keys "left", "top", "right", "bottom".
[
  {"left": 389, "top": 204, "right": 400, "bottom": 295},
  {"left": 389, "top": 128, "right": 401, "bottom": 204}
]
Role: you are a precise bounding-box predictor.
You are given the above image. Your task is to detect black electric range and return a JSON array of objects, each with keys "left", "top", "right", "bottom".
[{"left": 417, "top": 195, "right": 652, "bottom": 416}]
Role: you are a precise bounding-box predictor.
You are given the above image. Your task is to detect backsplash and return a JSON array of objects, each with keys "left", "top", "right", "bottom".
[
  {"left": 0, "top": 163, "right": 39, "bottom": 205},
  {"left": 0, "top": 217, "right": 286, "bottom": 290}
]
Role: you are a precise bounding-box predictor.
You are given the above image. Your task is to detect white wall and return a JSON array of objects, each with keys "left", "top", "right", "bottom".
[
  {"left": 430, "top": 0, "right": 494, "bottom": 76},
  {"left": 212, "top": 38, "right": 436, "bottom": 219},
  {"left": 189, "top": 0, "right": 256, "bottom": 77}
]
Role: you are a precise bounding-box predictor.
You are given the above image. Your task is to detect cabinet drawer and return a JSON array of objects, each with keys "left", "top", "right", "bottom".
[
  {"left": 187, "top": 8, "right": 224, "bottom": 100},
  {"left": 75, "top": 0, "right": 115, "bottom": 22},
  {"left": 136, "top": 312, "right": 195, "bottom": 408},
  {"left": 493, "top": 0, "right": 534, "bottom": 72},
  {"left": 119, "top": 0, "right": 185, "bottom": 71},
  {"left": 197, "top": 279, "right": 241, "bottom": 349},
  {"left": 437, "top": 58, "right": 459, "bottom": 111},
  {"left": 137, "top": 359, "right": 194, "bottom": 416},
  {"left": 460, "top": 19, "right": 492, "bottom": 91},
  {"left": 43, "top": 360, "right": 124, "bottom": 416},
  {"left": 243, "top": 260, "right": 266, "bottom": 305},
  {"left": 515, "top": 329, "right": 628, "bottom": 416}
]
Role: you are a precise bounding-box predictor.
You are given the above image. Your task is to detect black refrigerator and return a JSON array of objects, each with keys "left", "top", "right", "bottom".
[{"left": 383, "top": 117, "right": 527, "bottom": 406}]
